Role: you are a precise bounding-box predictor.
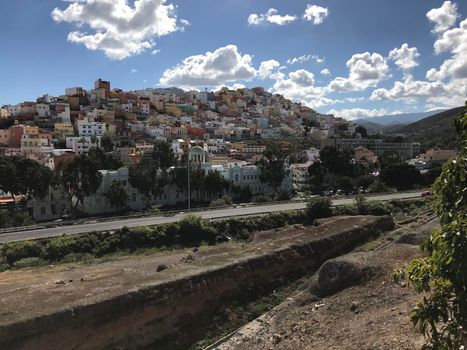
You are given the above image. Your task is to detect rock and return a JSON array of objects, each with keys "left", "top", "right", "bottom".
[
  {"left": 350, "top": 301, "right": 358, "bottom": 312},
  {"left": 271, "top": 334, "right": 282, "bottom": 344},
  {"left": 192, "top": 248, "right": 199, "bottom": 252},
  {"left": 311, "top": 252, "right": 381, "bottom": 297},
  {"left": 156, "top": 264, "right": 167, "bottom": 272},
  {"left": 55, "top": 280, "right": 65, "bottom": 285}
]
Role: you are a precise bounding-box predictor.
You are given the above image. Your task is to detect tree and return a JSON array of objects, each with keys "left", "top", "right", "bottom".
[
  {"left": 257, "top": 144, "right": 289, "bottom": 192},
  {"left": 101, "top": 135, "right": 114, "bottom": 153},
  {"left": 129, "top": 158, "right": 157, "bottom": 207},
  {"left": 403, "top": 103, "right": 467, "bottom": 349},
  {"left": 319, "top": 146, "right": 353, "bottom": 176},
  {"left": 153, "top": 141, "right": 176, "bottom": 170},
  {"left": 88, "top": 147, "right": 123, "bottom": 170},
  {"left": 355, "top": 175, "right": 375, "bottom": 192},
  {"left": 306, "top": 197, "right": 332, "bottom": 221},
  {"left": 303, "top": 118, "right": 320, "bottom": 136},
  {"left": 308, "top": 161, "right": 326, "bottom": 193},
  {"left": 355, "top": 125, "right": 368, "bottom": 138},
  {"left": 0, "top": 156, "right": 53, "bottom": 204},
  {"left": 336, "top": 176, "right": 354, "bottom": 194},
  {"left": 104, "top": 182, "right": 129, "bottom": 210},
  {"left": 204, "top": 170, "right": 228, "bottom": 199},
  {"left": 57, "top": 155, "right": 103, "bottom": 216},
  {"left": 378, "top": 150, "right": 402, "bottom": 171},
  {"left": 380, "top": 163, "right": 423, "bottom": 190}
]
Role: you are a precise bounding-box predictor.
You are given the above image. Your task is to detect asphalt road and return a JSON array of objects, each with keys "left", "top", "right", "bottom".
[{"left": 0, "top": 191, "right": 424, "bottom": 243}]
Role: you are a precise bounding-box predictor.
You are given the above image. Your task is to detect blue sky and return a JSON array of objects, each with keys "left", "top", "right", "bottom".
[{"left": 0, "top": 0, "right": 466, "bottom": 119}]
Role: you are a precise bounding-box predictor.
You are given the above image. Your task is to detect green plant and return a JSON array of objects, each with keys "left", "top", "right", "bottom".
[
  {"left": 306, "top": 197, "right": 332, "bottom": 221},
  {"left": 403, "top": 103, "right": 467, "bottom": 349}
]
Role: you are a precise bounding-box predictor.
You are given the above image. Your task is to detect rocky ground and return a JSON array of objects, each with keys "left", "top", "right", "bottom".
[{"left": 215, "top": 217, "right": 438, "bottom": 350}]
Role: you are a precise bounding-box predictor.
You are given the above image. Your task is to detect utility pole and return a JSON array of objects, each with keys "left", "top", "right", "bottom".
[{"left": 187, "top": 148, "right": 191, "bottom": 210}]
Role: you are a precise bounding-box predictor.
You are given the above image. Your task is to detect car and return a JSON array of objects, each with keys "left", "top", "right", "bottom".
[{"left": 421, "top": 191, "right": 432, "bottom": 197}]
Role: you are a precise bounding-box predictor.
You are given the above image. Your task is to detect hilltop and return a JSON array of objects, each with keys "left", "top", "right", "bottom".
[{"left": 389, "top": 106, "right": 463, "bottom": 149}]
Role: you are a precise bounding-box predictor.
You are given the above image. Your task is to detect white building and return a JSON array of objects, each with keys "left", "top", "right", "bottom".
[
  {"left": 77, "top": 120, "right": 105, "bottom": 137},
  {"left": 66, "top": 136, "right": 101, "bottom": 155}
]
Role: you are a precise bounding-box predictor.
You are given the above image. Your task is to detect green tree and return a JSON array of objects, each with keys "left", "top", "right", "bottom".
[
  {"left": 204, "top": 170, "right": 228, "bottom": 199},
  {"left": 257, "top": 144, "right": 289, "bottom": 193},
  {"left": 355, "top": 175, "right": 375, "bottom": 192},
  {"left": 380, "top": 163, "right": 423, "bottom": 190},
  {"left": 101, "top": 135, "right": 114, "bottom": 152},
  {"left": 0, "top": 156, "right": 53, "bottom": 203},
  {"left": 57, "top": 156, "right": 103, "bottom": 216},
  {"left": 319, "top": 146, "right": 353, "bottom": 177},
  {"left": 378, "top": 150, "right": 402, "bottom": 171},
  {"left": 336, "top": 176, "right": 354, "bottom": 194},
  {"left": 403, "top": 103, "right": 467, "bottom": 349},
  {"left": 355, "top": 125, "right": 368, "bottom": 138},
  {"left": 88, "top": 147, "right": 123, "bottom": 170},
  {"left": 153, "top": 140, "right": 176, "bottom": 170},
  {"left": 104, "top": 182, "right": 129, "bottom": 210},
  {"left": 129, "top": 158, "right": 169, "bottom": 207},
  {"left": 308, "top": 161, "right": 326, "bottom": 194}
]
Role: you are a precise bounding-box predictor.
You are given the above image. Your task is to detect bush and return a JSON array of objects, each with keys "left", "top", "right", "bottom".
[
  {"left": 0, "top": 209, "right": 33, "bottom": 229},
  {"left": 306, "top": 197, "right": 333, "bottom": 221},
  {"left": 12, "top": 257, "right": 44, "bottom": 269},
  {"left": 1, "top": 241, "right": 43, "bottom": 265},
  {"left": 209, "top": 197, "right": 232, "bottom": 208},
  {"left": 368, "top": 180, "right": 392, "bottom": 193},
  {"left": 252, "top": 194, "right": 274, "bottom": 203},
  {"left": 276, "top": 190, "right": 292, "bottom": 201}
]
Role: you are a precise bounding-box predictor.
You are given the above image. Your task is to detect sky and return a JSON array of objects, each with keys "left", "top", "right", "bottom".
[{"left": 0, "top": 0, "right": 466, "bottom": 120}]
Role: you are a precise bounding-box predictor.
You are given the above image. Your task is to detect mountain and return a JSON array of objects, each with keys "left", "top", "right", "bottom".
[
  {"left": 353, "top": 119, "right": 385, "bottom": 134},
  {"left": 389, "top": 106, "right": 464, "bottom": 148},
  {"left": 360, "top": 110, "right": 446, "bottom": 126}
]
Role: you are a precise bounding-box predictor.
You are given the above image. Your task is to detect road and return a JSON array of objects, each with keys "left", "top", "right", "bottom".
[{"left": 0, "top": 191, "right": 424, "bottom": 244}]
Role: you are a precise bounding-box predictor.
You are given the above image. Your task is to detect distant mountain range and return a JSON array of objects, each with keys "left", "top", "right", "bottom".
[
  {"left": 355, "top": 110, "right": 447, "bottom": 127},
  {"left": 388, "top": 107, "right": 463, "bottom": 148}
]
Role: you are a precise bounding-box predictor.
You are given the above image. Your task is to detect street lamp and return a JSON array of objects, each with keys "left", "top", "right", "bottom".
[{"left": 187, "top": 147, "right": 192, "bottom": 210}]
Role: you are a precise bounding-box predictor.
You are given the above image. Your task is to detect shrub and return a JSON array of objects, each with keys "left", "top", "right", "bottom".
[
  {"left": 276, "top": 190, "right": 292, "bottom": 201},
  {"left": 252, "top": 194, "right": 274, "bottom": 203},
  {"left": 209, "top": 197, "right": 232, "bottom": 208},
  {"left": 12, "top": 257, "right": 44, "bottom": 269},
  {"left": 306, "top": 197, "right": 333, "bottom": 221},
  {"left": 1, "top": 241, "right": 43, "bottom": 265}
]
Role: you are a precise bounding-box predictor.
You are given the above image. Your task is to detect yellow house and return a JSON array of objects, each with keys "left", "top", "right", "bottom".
[
  {"left": 54, "top": 123, "right": 75, "bottom": 138},
  {"left": 164, "top": 103, "right": 183, "bottom": 118}
]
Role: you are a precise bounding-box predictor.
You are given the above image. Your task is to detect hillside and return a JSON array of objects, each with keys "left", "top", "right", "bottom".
[
  {"left": 390, "top": 106, "right": 464, "bottom": 149},
  {"left": 360, "top": 110, "right": 445, "bottom": 126}
]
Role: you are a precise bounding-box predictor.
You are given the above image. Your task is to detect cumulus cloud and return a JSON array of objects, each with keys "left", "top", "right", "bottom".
[
  {"left": 374, "top": 11, "right": 467, "bottom": 109},
  {"left": 388, "top": 43, "right": 420, "bottom": 73},
  {"left": 303, "top": 5, "right": 329, "bottom": 25},
  {"left": 248, "top": 8, "right": 297, "bottom": 26},
  {"left": 287, "top": 54, "right": 324, "bottom": 65},
  {"left": 427, "top": 18, "right": 467, "bottom": 82},
  {"left": 326, "top": 108, "right": 401, "bottom": 120},
  {"left": 51, "top": 0, "right": 181, "bottom": 60},
  {"left": 370, "top": 76, "right": 447, "bottom": 101},
  {"left": 320, "top": 68, "right": 331, "bottom": 76},
  {"left": 159, "top": 45, "right": 257, "bottom": 88},
  {"left": 131, "top": 68, "right": 138, "bottom": 73},
  {"left": 328, "top": 52, "right": 389, "bottom": 92},
  {"left": 258, "top": 60, "right": 281, "bottom": 79},
  {"left": 426, "top": 1, "right": 459, "bottom": 34},
  {"left": 270, "top": 69, "right": 341, "bottom": 108}
]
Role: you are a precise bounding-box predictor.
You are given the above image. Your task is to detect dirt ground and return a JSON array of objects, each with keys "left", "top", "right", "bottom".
[
  {"left": 0, "top": 216, "right": 375, "bottom": 327},
  {"left": 216, "top": 218, "right": 438, "bottom": 350}
]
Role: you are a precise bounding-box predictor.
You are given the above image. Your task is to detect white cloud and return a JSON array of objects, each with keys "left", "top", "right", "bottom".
[
  {"left": 151, "top": 49, "right": 161, "bottom": 55},
  {"left": 51, "top": 0, "right": 181, "bottom": 60},
  {"left": 388, "top": 43, "right": 420, "bottom": 72},
  {"left": 320, "top": 68, "right": 331, "bottom": 76},
  {"left": 427, "top": 19, "right": 467, "bottom": 81},
  {"left": 131, "top": 68, "right": 138, "bottom": 73},
  {"left": 270, "top": 69, "right": 341, "bottom": 108},
  {"left": 303, "top": 5, "right": 329, "bottom": 25},
  {"left": 370, "top": 75, "right": 448, "bottom": 101},
  {"left": 426, "top": 1, "right": 458, "bottom": 34},
  {"left": 287, "top": 54, "right": 324, "bottom": 65},
  {"left": 326, "top": 108, "right": 401, "bottom": 121},
  {"left": 248, "top": 8, "right": 297, "bottom": 26},
  {"left": 374, "top": 16, "right": 467, "bottom": 109},
  {"left": 159, "top": 45, "right": 257, "bottom": 88},
  {"left": 328, "top": 52, "right": 389, "bottom": 92},
  {"left": 258, "top": 60, "right": 281, "bottom": 79}
]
